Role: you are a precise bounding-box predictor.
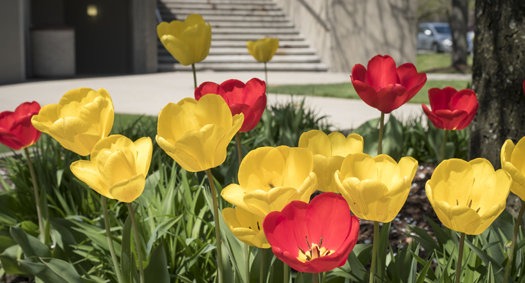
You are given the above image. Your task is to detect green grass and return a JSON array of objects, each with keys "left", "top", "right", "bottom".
[
  {"left": 416, "top": 53, "right": 473, "bottom": 73},
  {"left": 268, "top": 79, "right": 471, "bottom": 104},
  {"left": 0, "top": 113, "right": 155, "bottom": 154}
]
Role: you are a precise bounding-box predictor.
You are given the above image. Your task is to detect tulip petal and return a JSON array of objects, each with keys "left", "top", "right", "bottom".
[
  {"left": 238, "top": 147, "right": 285, "bottom": 192},
  {"left": 109, "top": 174, "right": 146, "bottom": 203},
  {"left": 510, "top": 137, "right": 525, "bottom": 178},
  {"left": 422, "top": 103, "right": 444, "bottom": 129},
  {"left": 195, "top": 82, "right": 221, "bottom": 100},
  {"left": 31, "top": 104, "right": 59, "bottom": 131},
  {"left": 328, "top": 132, "right": 363, "bottom": 157},
  {"left": 101, "top": 147, "right": 138, "bottom": 187},
  {"left": 174, "top": 124, "right": 225, "bottom": 171},
  {"left": 373, "top": 154, "right": 397, "bottom": 187},
  {"left": 312, "top": 155, "right": 343, "bottom": 193},
  {"left": 374, "top": 84, "right": 408, "bottom": 114},
  {"left": 340, "top": 153, "right": 377, "bottom": 180},
  {"left": 398, "top": 64, "right": 427, "bottom": 98},
  {"left": 429, "top": 87, "right": 457, "bottom": 111},
  {"left": 430, "top": 159, "right": 474, "bottom": 207},
  {"left": 375, "top": 178, "right": 410, "bottom": 222},
  {"left": 160, "top": 35, "right": 193, "bottom": 66},
  {"left": 365, "top": 55, "right": 398, "bottom": 92},
  {"left": 70, "top": 160, "right": 112, "bottom": 199},
  {"left": 194, "top": 94, "right": 233, "bottom": 131},
  {"left": 133, "top": 137, "right": 153, "bottom": 176},
  {"left": 243, "top": 187, "right": 299, "bottom": 217},
  {"left": 223, "top": 207, "right": 270, "bottom": 248},
  {"left": 306, "top": 193, "right": 351, "bottom": 250},
  {"left": 221, "top": 184, "right": 248, "bottom": 209},
  {"left": 281, "top": 147, "right": 314, "bottom": 189},
  {"left": 48, "top": 117, "right": 100, "bottom": 156},
  {"left": 340, "top": 178, "right": 388, "bottom": 221},
  {"left": 157, "top": 100, "right": 199, "bottom": 144},
  {"left": 298, "top": 130, "right": 332, "bottom": 157}
]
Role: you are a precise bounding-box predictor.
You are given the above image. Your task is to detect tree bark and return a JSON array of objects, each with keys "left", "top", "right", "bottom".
[
  {"left": 469, "top": 0, "right": 525, "bottom": 167},
  {"left": 450, "top": 0, "right": 468, "bottom": 67}
]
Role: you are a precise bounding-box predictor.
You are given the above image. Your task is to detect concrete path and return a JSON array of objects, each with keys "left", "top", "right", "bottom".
[{"left": 0, "top": 71, "right": 470, "bottom": 131}]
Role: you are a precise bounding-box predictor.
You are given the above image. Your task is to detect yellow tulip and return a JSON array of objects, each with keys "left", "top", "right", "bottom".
[
  {"left": 157, "top": 14, "right": 212, "bottom": 66},
  {"left": 335, "top": 153, "right": 418, "bottom": 222},
  {"left": 222, "top": 206, "right": 270, "bottom": 248},
  {"left": 426, "top": 158, "right": 511, "bottom": 235},
  {"left": 247, "top": 38, "right": 279, "bottom": 63},
  {"left": 501, "top": 138, "right": 525, "bottom": 201},
  {"left": 156, "top": 94, "right": 243, "bottom": 172},
  {"left": 299, "top": 130, "right": 363, "bottom": 192},
  {"left": 31, "top": 88, "right": 114, "bottom": 156},
  {"left": 70, "top": 135, "right": 152, "bottom": 203},
  {"left": 221, "top": 146, "right": 317, "bottom": 218}
]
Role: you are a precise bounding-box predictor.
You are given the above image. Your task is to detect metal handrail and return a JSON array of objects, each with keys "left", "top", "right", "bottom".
[{"left": 297, "top": 0, "right": 330, "bottom": 32}]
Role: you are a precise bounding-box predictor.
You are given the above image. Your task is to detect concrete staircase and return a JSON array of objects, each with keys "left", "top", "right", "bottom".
[{"left": 157, "top": 0, "right": 328, "bottom": 72}]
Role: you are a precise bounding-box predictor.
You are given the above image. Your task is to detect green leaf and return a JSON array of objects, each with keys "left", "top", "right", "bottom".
[
  {"left": 0, "top": 235, "right": 16, "bottom": 253},
  {"left": 144, "top": 242, "right": 170, "bottom": 283},
  {"left": 10, "top": 226, "right": 51, "bottom": 258},
  {"left": 20, "top": 258, "right": 96, "bottom": 283},
  {"left": 0, "top": 245, "right": 29, "bottom": 275},
  {"left": 121, "top": 215, "right": 136, "bottom": 283}
]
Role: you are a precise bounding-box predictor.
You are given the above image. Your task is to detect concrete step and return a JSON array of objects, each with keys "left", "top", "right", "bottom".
[
  {"left": 159, "top": 14, "right": 289, "bottom": 22},
  {"left": 161, "top": 3, "right": 279, "bottom": 10},
  {"left": 208, "top": 22, "right": 295, "bottom": 28},
  {"left": 160, "top": 0, "right": 275, "bottom": 4},
  {"left": 162, "top": 8, "right": 284, "bottom": 16},
  {"left": 157, "top": 40, "right": 311, "bottom": 48},
  {"left": 196, "top": 27, "right": 299, "bottom": 35},
  {"left": 158, "top": 62, "right": 329, "bottom": 72},
  {"left": 158, "top": 47, "right": 318, "bottom": 56},
  {"left": 208, "top": 34, "right": 305, "bottom": 41},
  {"left": 159, "top": 54, "right": 322, "bottom": 64}
]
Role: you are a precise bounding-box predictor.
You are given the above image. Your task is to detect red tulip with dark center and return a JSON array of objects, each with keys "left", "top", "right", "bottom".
[
  {"left": 351, "top": 54, "right": 427, "bottom": 113},
  {"left": 263, "top": 192, "right": 359, "bottom": 273},
  {"left": 195, "top": 78, "right": 266, "bottom": 132},
  {"left": 422, "top": 87, "right": 478, "bottom": 130},
  {"left": 0, "top": 102, "right": 41, "bottom": 150}
]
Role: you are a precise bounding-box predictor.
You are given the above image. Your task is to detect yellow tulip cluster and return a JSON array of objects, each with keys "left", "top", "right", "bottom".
[{"left": 32, "top": 88, "right": 152, "bottom": 203}]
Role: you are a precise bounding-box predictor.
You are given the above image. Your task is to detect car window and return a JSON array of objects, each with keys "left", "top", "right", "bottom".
[{"left": 434, "top": 26, "right": 451, "bottom": 34}]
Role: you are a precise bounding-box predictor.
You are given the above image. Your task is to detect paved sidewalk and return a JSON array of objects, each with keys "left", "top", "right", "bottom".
[{"left": 0, "top": 71, "right": 469, "bottom": 130}]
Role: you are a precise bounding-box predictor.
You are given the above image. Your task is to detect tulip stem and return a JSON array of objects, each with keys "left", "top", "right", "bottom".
[
  {"left": 369, "top": 221, "right": 380, "bottom": 283},
  {"left": 264, "top": 62, "right": 268, "bottom": 92},
  {"left": 245, "top": 244, "right": 250, "bottom": 283},
  {"left": 259, "top": 248, "right": 264, "bottom": 283},
  {"left": 503, "top": 200, "right": 525, "bottom": 283},
  {"left": 236, "top": 133, "right": 243, "bottom": 166},
  {"left": 206, "top": 169, "right": 224, "bottom": 283},
  {"left": 283, "top": 262, "right": 289, "bottom": 283},
  {"left": 127, "top": 203, "right": 144, "bottom": 283},
  {"left": 377, "top": 112, "right": 385, "bottom": 155},
  {"left": 321, "top": 272, "right": 326, "bottom": 283},
  {"left": 101, "top": 196, "right": 123, "bottom": 283},
  {"left": 313, "top": 273, "right": 319, "bottom": 283},
  {"left": 192, "top": 63, "right": 197, "bottom": 90},
  {"left": 24, "top": 148, "right": 46, "bottom": 243},
  {"left": 455, "top": 233, "right": 466, "bottom": 283},
  {"left": 441, "top": 130, "right": 449, "bottom": 162}
]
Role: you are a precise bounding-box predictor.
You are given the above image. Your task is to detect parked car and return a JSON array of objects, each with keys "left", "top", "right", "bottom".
[{"left": 417, "top": 23, "right": 473, "bottom": 53}]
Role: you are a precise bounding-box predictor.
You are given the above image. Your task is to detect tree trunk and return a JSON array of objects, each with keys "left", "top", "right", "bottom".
[
  {"left": 469, "top": 0, "right": 525, "bottom": 166},
  {"left": 449, "top": 0, "right": 468, "bottom": 67},
  {"left": 470, "top": 0, "right": 525, "bottom": 216}
]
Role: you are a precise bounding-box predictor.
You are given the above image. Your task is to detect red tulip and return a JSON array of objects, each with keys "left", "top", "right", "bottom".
[
  {"left": 422, "top": 87, "right": 478, "bottom": 130},
  {"left": 351, "top": 55, "right": 427, "bottom": 113},
  {"left": 195, "top": 78, "right": 266, "bottom": 132},
  {"left": 263, "top": 192, "right": 359, "bottom": 273},
  {"left": 0, "top": 102, "right": 41, "bottom": 150}
]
